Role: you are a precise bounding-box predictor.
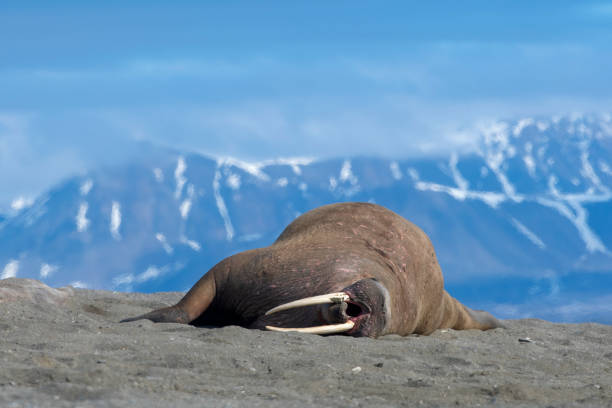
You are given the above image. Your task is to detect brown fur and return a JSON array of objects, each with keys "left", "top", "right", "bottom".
[{"left": 123, "top": 202, "right": 503, "bottom": 336}]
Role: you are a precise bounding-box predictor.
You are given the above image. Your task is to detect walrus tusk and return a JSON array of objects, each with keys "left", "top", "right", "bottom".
[
  {"left": 264, "top": 292, "right": 350, "bottom": 316},
  {"left": 265, "top": 321, "right": 355, "bottom": 335}
]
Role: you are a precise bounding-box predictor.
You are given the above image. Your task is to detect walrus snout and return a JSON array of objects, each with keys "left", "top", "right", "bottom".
[
  {"left": 263, "top": 278, "right": 390, "bottom": 337},
  {"left": 264, "top": 292, "right": 356, "bottom": 334}
]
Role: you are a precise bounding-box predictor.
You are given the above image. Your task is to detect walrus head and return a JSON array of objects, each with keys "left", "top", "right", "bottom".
[{"left": 264, "top": 278, "right": 391, "bottom": 338}]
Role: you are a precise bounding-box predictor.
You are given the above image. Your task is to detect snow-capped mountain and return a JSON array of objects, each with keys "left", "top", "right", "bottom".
[{"left": 1, "top": 115, "right": 611, "bottom": 323}]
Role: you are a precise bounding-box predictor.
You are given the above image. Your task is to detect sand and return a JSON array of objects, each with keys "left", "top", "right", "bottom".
[{"left": 0, "top": 278, "right": 610, "bottom": 407}]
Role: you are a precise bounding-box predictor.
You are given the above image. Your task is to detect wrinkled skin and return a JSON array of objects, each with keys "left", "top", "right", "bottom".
[{"left": 122, "top": 202, "right": 504, "bottom": 337}]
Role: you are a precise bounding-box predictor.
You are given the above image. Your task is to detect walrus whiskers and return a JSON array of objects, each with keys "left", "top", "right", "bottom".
[
  {"left": 264, "top": 292, "right": 350, "bottom": 316},
  {"left": 265, "top": 321, "right": 355, "bottom": 334}
]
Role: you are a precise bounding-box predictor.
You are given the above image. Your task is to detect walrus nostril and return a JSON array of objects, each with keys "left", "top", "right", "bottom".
[{"left": 346, "top": 302, "right": 363, "bottom": 317}]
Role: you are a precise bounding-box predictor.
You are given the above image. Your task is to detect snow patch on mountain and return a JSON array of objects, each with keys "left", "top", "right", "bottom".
[
  {"left": 174, "top": 156, "right": 187, "bottom": 199},
  {"left": 179, "top": 184, "right": 195, "bottom": 220},
  {"left": 513, "top": 118, "right": 534, "bottom": 137},
  {"left": 329, "top": 160, "right": 360, "bottom": 197},
  {"left": 538, "top": 175, "right": 610, "bottom": 254},
  {"left": 449, "top": 153, "right": 469, "bottom": 190},
  {"left": 80, "top": 179, "right": 93, "bottom": 196},
  {"left": 406, "top": 115, "right": 611, "bottom": 255},
  {"left": 328, "top": 177, "right": 337, "bottom": 191},
  {"left": 112, "top": 265, "right": 168, "bottom": 290},
  {"left": 155, "top": 233, "right": 174, "bottom": 254},
  {"left": 2, "top": 260, "right": 18, "bottom": 279},
  {"left": 536, "top": 121, "right": 550, "bottom": 132},
  {"left": 216, "top": 156, "right": 316, "bottom": 181},
  {"left": 389, "top": 161, "right": 402, "bottom": 180},
  {"left": 238, "top": 233, "right": 263, "bottom": 242},
  {"left": 110, "top": 201, "right": 122, "bottom": 240},
  {"left": 226, "top": 173, "right": 241, "bottom": 190},
  {"left": 523, "top": 142, "right": 536, "bottom": 178},
  {"left": 153, "top": 168, "right": 164, "bottom": 182},
  {"left": 579, "top": 145, "right": 607, "bottom": 193},
  {"left": 564, "top": 202, "right": 608, "bottom": 254},
  {"left": 511, "top": 218, "right": 546, "bottom": 249},
  {"left": 411, "top": 157, "right": 506, "bottom": 208},
  {"left": 179, "top": 199, "right": 192, "bottom": 220},
  {"left": 40, "top": 263, "right": 58, "bottom": 279},
  {"left": 414, "top": 179, "right": 506, "bottom": 208},
  {"left": 479, "top": 121, "right": 523, "bottom": 202},
  {"left": 217, "top": 157, "right": 270, "bottom": 182},
  {"left": 340, "top": 160, "right": 356, "bottom": 184},
  {"left": 599, "top": 161, "right": 612, "bottom": 176},
  {"left": 11, "top": 196, "right": 33, "bottom": 212},
  {"left": 213, "top": 168, "right": 234, "bottom": 241},
  {"left": 14, "top": 195, "right": 49, "bottom": 227},
  {"left": 180, "top": 236, "right": 201, "bottom": 251},
  {"left": 76, "top": 203, "right": 90, "bottom": 232}
]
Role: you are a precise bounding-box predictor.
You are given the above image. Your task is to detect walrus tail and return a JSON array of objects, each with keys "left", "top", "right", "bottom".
[
  {"left": 438, "top": 291, "right": 505, "bottom": 331},
  {"left": 120, "top": 272, "right": 217, "bottom": 324}
]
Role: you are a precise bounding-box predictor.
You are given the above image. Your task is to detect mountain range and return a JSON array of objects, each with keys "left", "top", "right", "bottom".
[{"left": 1, "top": 114, "right": 611, "bottom": 324}]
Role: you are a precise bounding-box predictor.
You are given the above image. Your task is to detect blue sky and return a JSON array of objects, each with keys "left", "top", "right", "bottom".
[{"left": 1, "top": 1, "right": 612, "bottom": 211}]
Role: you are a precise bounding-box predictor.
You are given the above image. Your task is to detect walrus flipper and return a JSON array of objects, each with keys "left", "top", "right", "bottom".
[
  {"left": 434, "top": 291, "right": 504, "bottom": 332},
  {"left": 465, "top": 307, "right": 506, "bottom": 330},
  {"left": 120, "top": 305, "right": 191, "bottom": 324},
  {"left": 120, "top": 271, "right": 217, "bottom": 324}
]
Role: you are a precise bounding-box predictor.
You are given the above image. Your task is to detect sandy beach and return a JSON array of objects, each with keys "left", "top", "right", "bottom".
[{"left": 1, "top": 278, "right": 610, "bottom": 407}]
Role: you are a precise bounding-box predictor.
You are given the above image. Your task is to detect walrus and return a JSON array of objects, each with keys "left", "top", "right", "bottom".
[{"left": 121, "top": 202, "right": 503, "bottom": 337}]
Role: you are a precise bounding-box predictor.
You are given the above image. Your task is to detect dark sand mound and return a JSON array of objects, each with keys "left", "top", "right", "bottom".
[{"left": 1, "top": 278, "right": 610, "bottom": 407}]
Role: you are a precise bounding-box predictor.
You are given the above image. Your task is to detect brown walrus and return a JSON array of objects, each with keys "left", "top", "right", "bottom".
[{"left": 121, "top": 202, "right": 503, "bottom": 337}]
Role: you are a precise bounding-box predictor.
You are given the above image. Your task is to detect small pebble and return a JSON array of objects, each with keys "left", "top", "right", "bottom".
[
  {"left": 351, "top": 366, "right": 362, "bottom": 374},
  {"left": 518, "top": 337, "right": 533, "bottom": 343}
]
